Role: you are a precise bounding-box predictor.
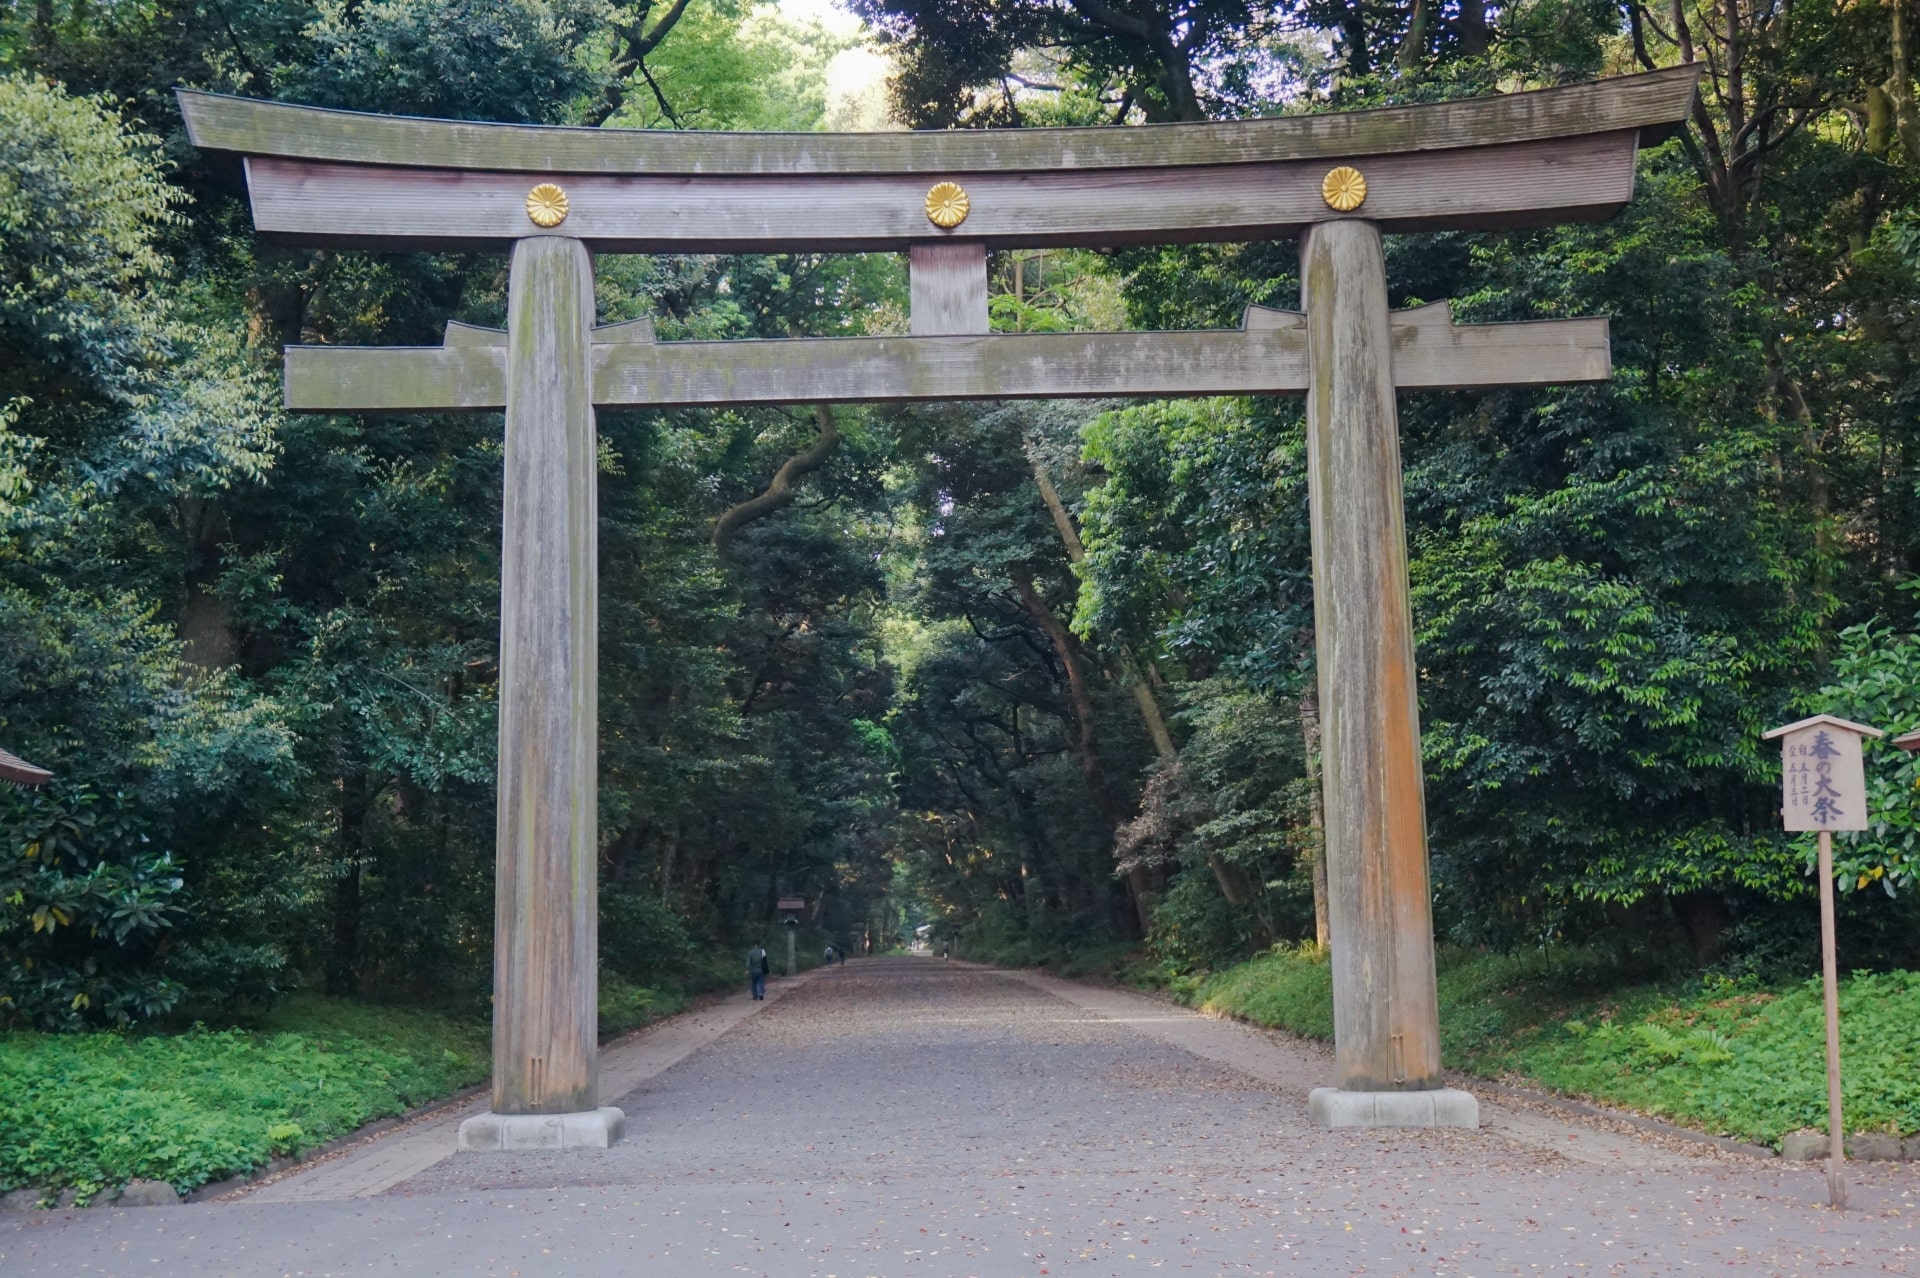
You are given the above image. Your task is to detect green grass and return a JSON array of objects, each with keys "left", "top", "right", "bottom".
[
  {"left": 1, "top": 958, "right": 748, "bottom": 1202},
  {"left": 0, "top": 994, "right": 488, "bottom": 1201},
  {"left": 1175, "top": 945, "right": 1920, "bottom": 1148}
]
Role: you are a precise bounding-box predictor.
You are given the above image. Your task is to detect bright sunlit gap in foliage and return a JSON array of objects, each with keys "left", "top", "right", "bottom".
[{"left": 774, "top": 0, "right": 894, "bottom": 129}]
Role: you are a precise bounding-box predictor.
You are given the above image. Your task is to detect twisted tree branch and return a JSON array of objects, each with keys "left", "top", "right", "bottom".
[{"left": 710, "top": 404, "right": 840, "bottom": 555}]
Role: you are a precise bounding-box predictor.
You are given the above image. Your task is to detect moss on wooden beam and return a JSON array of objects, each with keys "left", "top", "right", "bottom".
[
  {"left": 281, "top": 312, "right": 1609, "bottom": 413},
  {"left": 179, "top": 67, "right": 1698, "bottom": 177}
]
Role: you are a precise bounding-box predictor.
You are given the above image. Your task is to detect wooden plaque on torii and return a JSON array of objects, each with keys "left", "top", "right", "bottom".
[{"left": 178, "top": 65, "right": 1699, "bottom": 1141}]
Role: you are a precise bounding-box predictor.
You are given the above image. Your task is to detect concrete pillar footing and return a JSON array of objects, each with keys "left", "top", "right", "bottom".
[
  {"left": 1309, "top": 1087, "right": 1479, "bottom": 1129},
  {"left": 457, "top": 1106, "right": 625, "bottom": 1151}
]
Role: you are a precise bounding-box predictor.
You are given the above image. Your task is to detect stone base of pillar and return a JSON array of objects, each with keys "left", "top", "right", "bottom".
[
  {"left": 457, "top": 1106, "right": 626, "bottom": 1151},
  {"left": 1309, "top": 1087, "right": 1479, "bottom": 1130}
]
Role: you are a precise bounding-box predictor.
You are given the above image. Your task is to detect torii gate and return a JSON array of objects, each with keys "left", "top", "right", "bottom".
[{"left": 180, "top": 66, "right": 1698, "bottom": 1147}]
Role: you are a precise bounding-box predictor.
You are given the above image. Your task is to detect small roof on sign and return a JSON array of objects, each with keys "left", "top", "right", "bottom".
[
  {"left": 1892, "top": 729, "right": 1920, "bottom": 753},
  {"left": 1762, "top": 714, "right": 1885, "bottom": 741},
  {"left": 0, "top": 746, "right": 53, "bottom": 788}
]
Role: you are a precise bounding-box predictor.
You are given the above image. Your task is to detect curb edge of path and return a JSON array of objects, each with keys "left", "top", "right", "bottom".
[
  {"left": 186, "top": 970, "right": 822, "bottom": 1205},
  {"left": 1462, "top": 1074, "right": 1777, "bottom": 1161},
  {"left": 991, "top": 961, "right": 1779, "bottom": 1164}
]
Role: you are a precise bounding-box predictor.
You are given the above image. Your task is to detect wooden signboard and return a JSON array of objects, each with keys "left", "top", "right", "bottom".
[
  {"left": 1774, "top": 716, "right": 1873, "bottom": 832},
  {"left": 1763, "top": 712, "right": 1884, "bottom": 1209},
  {"left": 0, "top": 746, "right": 52, "bottom": 789},
  {"left": 775, "top": 897, "right": 806, "bottom": 913}
]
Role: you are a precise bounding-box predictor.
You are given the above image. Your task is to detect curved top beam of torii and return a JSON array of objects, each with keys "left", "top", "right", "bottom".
[{"left": 177, "top": 67, "right": 1699, "bottom": 253}]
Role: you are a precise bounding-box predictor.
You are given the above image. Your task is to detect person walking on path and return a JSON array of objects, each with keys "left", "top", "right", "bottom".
[{"left": 747, "top": 942, "right": 770, "bottom": 1000}]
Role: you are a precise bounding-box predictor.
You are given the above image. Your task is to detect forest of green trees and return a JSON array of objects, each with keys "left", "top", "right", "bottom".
[{"left": 4, "top": 0, "right": 1920, "bottom": 1036}]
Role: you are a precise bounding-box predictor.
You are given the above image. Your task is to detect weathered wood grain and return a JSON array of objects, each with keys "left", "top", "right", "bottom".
[
  {"left": 1301, "top": 218, "right": 1444, "bottom": 1094},
  {"left": 910, "top": 242, "right": 989, "bottom": 336},
  {"left": 282, "top": 312, "right": 1609, "bottom": 411},
  {"left": 444, "top": 319, "right": 504, "bottom": 346},
  {"left": 491, "top": 235, "right": 600, "bottom": 1117},
  {"left": 178, "top": 67, "right": 1697, "bottom": 175},
  {"left": 287, "top": 344, "right": 505, "bottom": 409},
  {"left": 1390, "top": 301, "right": 1611, "bottom": 388},
  {"left": 240, "top": 132, "right": 1639, "bottom": 251},
  {"left": 594, "top": 317, "right": 657, "bottom": 344}
]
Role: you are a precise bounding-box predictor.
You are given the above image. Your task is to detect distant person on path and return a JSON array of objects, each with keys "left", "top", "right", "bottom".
[
  {"left": 942, "top": 939, "right": 951, "bottom": 960},
  {"left": 823, "top": 944, "right": 836, "bottom": 966},
  {"left": 747, "top": 942, "right": 770, "bottom": 999}
]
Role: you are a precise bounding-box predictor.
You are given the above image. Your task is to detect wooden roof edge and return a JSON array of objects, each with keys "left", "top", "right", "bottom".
[
  {"left": 1762, "top": 714, "right": 1886, "bottom": 740},
  {"left": 0, "top": 746, "right": 53, "bottom": 788},
  {"left": 175, "top": 66, "right": 1700, "bottom": 177}
]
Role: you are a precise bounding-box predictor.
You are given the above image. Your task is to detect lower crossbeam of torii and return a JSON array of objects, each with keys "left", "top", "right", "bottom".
[{"left": 181, "top": 66, "right": 1699, "bottom": 1148}]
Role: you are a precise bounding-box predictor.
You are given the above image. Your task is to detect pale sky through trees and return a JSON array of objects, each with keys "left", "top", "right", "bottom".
[{"left": 775, "top": 0, "right": 894, "bottom": 128}]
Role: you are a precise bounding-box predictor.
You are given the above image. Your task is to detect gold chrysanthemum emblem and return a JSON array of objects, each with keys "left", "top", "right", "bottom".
[
  {"left": 526, "top": 182, "right": 570, "bottom": 228},
  {"left": 925, "top": 181, "right": 970, "bottom": 229},
  {"left": 1321, "top": 166, "right": 1367, "bottom": 212}
]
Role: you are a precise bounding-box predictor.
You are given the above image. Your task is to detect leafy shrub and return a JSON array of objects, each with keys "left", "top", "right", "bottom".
[
  {"left": 1816, "top": 618, "right": 1920, "bottom": 894},
  {"left": 598, "top": 972, "right": 689, "bottom": 1038},
  {"left": 600, "top": 888, "right": 699, "bottom": 983},
  {"left": 1, "top": 788, "right": 188, "bottom": 1029},
  {"left": 1148, "top": 869, "right": 1266, "bottom": 972}
]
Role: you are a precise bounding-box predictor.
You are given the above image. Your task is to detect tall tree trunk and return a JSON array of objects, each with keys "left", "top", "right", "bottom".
[
  {"left": 659, "top": 825, "right": 680, "bottom": 899},
  {"left": 1008, "top": 777, "right": 1053, "bottom": 929},
  {"left": 1010, "top": 569, "right": 1123, "bottom": 829},
  {"left": 1340, "top": 1, "right": 1372, "bottom": 77},
  {"left": 1029, "top": 452, "right": 1178, "bottom": 755},
  {"left": 1890, "top": 0, "right": 1920, "bottom": 161},
  {"left": 1671, "top": 891, "right": 1732, "bottom": 966},
  {"left": 328, "top": 771, "right": 369, "bottom": 996},
  {"left": 1009, "top": 566, "right": 1156, "bottom": 930},
  {"left": 176, "top": 497, "right": 238, "bottom": 670},
  {"left": 1027, "top": 451, "right": 1253, "bottom": 911},
  {"left": 1399, "top": 0, "right": 1429, "bottom": 71},
  {"left": 1456, "top": 0, "right": 1490, "bottom": 57}
]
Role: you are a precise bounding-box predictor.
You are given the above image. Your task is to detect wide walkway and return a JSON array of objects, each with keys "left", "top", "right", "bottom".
[{"left": 3, "top": 957, "right": 1915, "bottom": 1275}]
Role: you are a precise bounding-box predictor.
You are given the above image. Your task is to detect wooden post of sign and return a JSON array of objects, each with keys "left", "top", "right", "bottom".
[
  {"left": 1763, "top": 712, "right": 1880, "bottom": 1207},
  {"left": 1817, "top": 827, "right": 1846, "bottom": 1208},
  {"left": 1301, "top": 220, "right": 1470, "bottom": 1129},
  {"left": 458, "top": 236, "right": 623, "bottom": 1151}
]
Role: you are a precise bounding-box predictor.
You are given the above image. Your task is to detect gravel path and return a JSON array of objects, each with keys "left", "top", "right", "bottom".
[{"left": 3, "top": 956, "right": 1915, "bottom": 1276}]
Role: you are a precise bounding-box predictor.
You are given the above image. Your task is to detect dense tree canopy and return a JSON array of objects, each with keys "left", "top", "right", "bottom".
[{"left": 4, "top": 0, "right": 1920, "bottom": 1029}]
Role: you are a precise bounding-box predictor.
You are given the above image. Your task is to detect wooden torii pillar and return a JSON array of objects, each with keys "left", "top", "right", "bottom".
[{"left": 180, "top": 67, "right": 1697, "bottom": 1142}]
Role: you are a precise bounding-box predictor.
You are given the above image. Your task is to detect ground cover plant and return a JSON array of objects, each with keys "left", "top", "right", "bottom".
[
  {"left": 0, "top": 954, "right": 787, "bottom": 1202},
  {"left": 0, "top": 995, "right": 487, "bottom": 1201},
  {"left": 1172, "top": 947, "right": 1920, "bottom": 1148}
]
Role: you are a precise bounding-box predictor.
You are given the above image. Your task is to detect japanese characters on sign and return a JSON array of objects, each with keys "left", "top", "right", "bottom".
[{"left": 1766, "top": 716, "right": 1879, "bottom": 833}]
